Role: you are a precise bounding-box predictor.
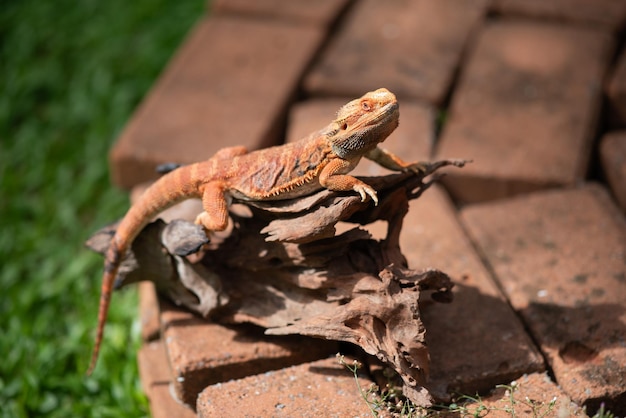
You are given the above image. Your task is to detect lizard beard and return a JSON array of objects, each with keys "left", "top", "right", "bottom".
[
  {"left": 332, "top": 131, "right": 369, "bottom": 159},
  {"left": 332, "top": 120, "right": 396, "bottom": 159}
]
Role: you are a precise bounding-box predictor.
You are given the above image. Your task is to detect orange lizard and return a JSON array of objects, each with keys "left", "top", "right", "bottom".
[{"left": 87, "top": 88, "right": 425, "bottom": 374}]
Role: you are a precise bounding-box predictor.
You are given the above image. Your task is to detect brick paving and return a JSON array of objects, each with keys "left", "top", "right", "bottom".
[
  {"left": 304, "top": 0, "right": 488, "bottom": 105},
  {"left": 435, "top": 20, "right": 613, "bottom": 203},
  {"left": 600, "top": 132, "right": 626, "bottom": 212},
  {"left": 607, "top": 47, "right": 626, "bottom": 129},
  {"left": 106, "top": 1, "right": 626, "bottom": 416},
  {"left": 159, "top": 298, "right": 338, "bottom": 408},
  {"left": 461, "top": 185, "right": 626, "bottom": 413},
  {"left": 212, "top": 0, "right": 351, "bottom": 27},
  {"left": 196, "top": 356, "right": 375, "bottom": 417},
  {"left": 137, "top": 340, "right": 196, "bottom": 418},
  {"left": 491, "top": 0, "right": 626, "bottom": 33},
  {"left": 400, "top": 186, "right": 545, "bottom": 401}
]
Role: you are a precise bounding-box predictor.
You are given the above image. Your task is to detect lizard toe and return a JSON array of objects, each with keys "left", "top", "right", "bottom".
[{"left": 354, "top": 184, "right": 378, "bottom": 206}]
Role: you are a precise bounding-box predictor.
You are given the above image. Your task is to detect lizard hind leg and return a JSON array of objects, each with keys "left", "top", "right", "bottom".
[{"left": 195, "top": 182, "right": 230, "bottom": 233}]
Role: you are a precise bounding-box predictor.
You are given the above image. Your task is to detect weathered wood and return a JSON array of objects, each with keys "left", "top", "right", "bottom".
[{"left": 87, "top": 159, "right": 467, "bottom": 406}]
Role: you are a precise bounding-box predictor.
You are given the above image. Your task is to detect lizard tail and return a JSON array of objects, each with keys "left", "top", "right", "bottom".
[
  {"left": 86, "top": 163, "right": 204, "bottom": 375},
  {"left": 87, "top": 237, "right": 124, "bottom": 375},
  {"left": 86, "top": 201, "right": 169, "bottom": 375}
]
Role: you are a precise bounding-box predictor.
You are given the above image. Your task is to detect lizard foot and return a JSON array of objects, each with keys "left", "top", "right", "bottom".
[
  {"left": 403, "top": 161, "right": 428, "bottom": 175},
  {"left": 353, "top": 184, "right": 378, "bottom": 206},
  {"left": 194, "top": 211, "right": 228, "bottom": 233}
]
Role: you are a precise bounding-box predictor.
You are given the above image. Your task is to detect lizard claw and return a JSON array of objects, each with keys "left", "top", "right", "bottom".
[{"left": 354, "top": 184, "right": 378, "bottom": 206}]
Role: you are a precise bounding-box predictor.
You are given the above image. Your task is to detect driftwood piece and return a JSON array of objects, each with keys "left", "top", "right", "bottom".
[{"left": 86, "top": 159, "right": 467, "bottom": 406}]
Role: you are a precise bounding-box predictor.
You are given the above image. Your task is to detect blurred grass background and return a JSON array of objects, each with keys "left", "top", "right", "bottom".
[{"left": 0, "top": 0, "right": 204, "bottom": 416}]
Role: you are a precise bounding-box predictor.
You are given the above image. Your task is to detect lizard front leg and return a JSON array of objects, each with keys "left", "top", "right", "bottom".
[
  {"left": 195, "top": 182, "right": 230, "bottom": 232},
  {"left": 319, "top": 158, "right": 379, "bottom": 205},
  {"left": 366, "top": 147, "right": 427, "bottom": 174}
]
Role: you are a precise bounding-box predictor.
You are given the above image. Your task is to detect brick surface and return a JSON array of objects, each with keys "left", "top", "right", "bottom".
[
  {"left": 212, "top": 0, "right": 350, "bottom": 27},
  {"left": 400, "top": 186, "right": 544, "bottom": 400},
  {"left": 304, "top": 0, "right": 487, "bottom": 105},
  {"left": 607, "top": 47, "right": 626, "bottom": 127},
  {"left": 460, "top": 184, "right": 626, "bottom": 415},
  {"left": 477, "top": 373, "right": 586, "bottom": 417},
  {"left": 197, "top": 355, "right": 375, "bottom": 417},
  {"left": 436, "top": 20, "right": 613, "bottom": 203},
  {"left": 286, "top": 97, "right": 435, "bottom": 176},
  {"left": 600, "top": 131, "right": 626, "bottom": 212},
  {"left": 160, "top": 299, "right": 339, "bottom": 408},
  {"left": 138, "top": 340, "right": 196, "bottom": 418},
  {"left": 110, "top": 16, "right": 324, "bottom": 189},
  {"left": 492, "top": 0, "right": 626, "bottom": 32}
]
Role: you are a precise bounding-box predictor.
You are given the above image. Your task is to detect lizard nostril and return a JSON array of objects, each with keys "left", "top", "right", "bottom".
[{"left": 341, "top": 123, "right": 348, "bottom": 130}]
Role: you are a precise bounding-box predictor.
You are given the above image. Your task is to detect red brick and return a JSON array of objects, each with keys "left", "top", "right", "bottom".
[
  {"left": 607, "top": 48, "right": 626, "bottom": 127},
  {"left": 492, "top": 0, "right": 626, "bottom": 32},
  {"left": 212, "top": 0, "right": 351, "bottom": 27},
  {"left": 110, "top": 16, "right": 324, "bottom": 189},
  {"left": 138, "top": 340, "right": 196, "bottom": 418},
  {"left": 460, "top": 184, "right": 626, "bottom": 415},
  {"left": 304, "top": 0, "right": 487, "bottom": 105},
  {"left": 600, "top": 131, "right": 626, "bottom": 212},
  {"left": 160, "top": 299, "right": 339, "bottom": 408},
  {"left": 400, "top": 186, "right": 544, "bottom": 400},
  {"left": 197, "top": 355, "right": 375, "bottom": 417},
  {"left": 286, "top": 97, "right": 435, "bottom": 176},
  {"left": 138, "top": 281, "right": 161, "bottom": 342},
  {"left": 436, "top": 21, "right": 613, "bottom": 203},
  {"left": 477, "top": 373, "right": 586, "bottom": 417}
]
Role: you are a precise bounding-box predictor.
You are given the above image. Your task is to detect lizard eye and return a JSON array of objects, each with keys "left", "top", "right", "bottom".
[{"left": 361, "top": 100, "right": 371, "bottom": 111}]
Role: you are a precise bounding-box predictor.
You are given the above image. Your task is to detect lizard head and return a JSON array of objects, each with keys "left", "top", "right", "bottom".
[{"left": 328, "top": 88, "right": 399, "bottom": 159}]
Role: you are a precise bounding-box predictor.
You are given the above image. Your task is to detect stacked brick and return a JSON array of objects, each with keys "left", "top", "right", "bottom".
[{"left": 108, "top": 0, "right": 626, "bottom": 415}]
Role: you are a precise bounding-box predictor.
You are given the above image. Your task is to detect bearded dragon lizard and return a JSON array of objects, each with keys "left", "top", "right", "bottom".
[{"left": 88, "top": 88, "right": 425, "bottom": 374}]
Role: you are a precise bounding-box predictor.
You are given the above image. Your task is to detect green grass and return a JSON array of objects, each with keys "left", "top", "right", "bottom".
[{"left": 0, "top": 0, "right": 204, "bottom": 416}]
